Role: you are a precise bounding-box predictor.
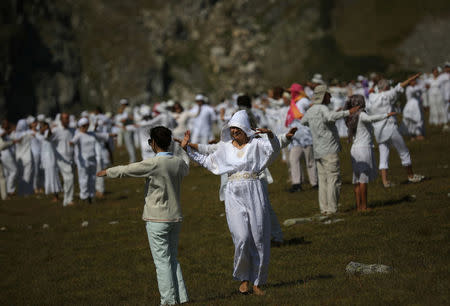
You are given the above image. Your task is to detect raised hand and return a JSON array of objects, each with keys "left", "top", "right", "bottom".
[
  {"left": 181, "top": 130, "right": 191, "bottom": 149},
  {"left": 96, "top": 170, "right": 107, "bottom": 177},
  {"left": 387, "top": 112, "right": 397, "bottom": 117},
  {"left": 349, "top": 105, "right": 361, "bottom": 115},
  {"left": 285, "top": 127, "right": 298, "bottom": 140},
  {"left": 401, "top": 73, "right": 421, "bottom": 88}
]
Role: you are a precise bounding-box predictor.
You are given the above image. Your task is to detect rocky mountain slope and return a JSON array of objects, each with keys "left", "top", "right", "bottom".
[{"left": 1, "top": 0, "right": 449, "bottom": 120}]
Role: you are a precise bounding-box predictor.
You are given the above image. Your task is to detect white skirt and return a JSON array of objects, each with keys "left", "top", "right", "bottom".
[
  {"left": 350, "top": 146, "right": 377, "bottom": 184},
  {"left": 43, "top": 166, "right": 62, "bottom": 194}
]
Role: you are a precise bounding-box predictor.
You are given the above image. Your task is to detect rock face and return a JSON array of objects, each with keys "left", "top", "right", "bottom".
[{"left": 1, "top": 0, "right": 449, "bottom": 119}]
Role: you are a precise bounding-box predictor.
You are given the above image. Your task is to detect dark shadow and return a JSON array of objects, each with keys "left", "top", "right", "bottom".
[
  {"left": 191, "top": 274, "right": 333, "bottom": 303},
  {"left": 369, "top": 195, "right": 416, "bottom": 208},
  {"left": 282, "top": 237, "right": 312, "bottom": 246}
]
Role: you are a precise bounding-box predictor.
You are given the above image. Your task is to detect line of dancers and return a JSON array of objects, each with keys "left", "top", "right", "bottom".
[{"left": 1, "top": 66, "right": 449, "bottom": 303}]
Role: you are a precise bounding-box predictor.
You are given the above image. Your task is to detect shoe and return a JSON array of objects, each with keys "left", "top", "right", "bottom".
[
  {"left": 271, "top": 239, "right": 283, "bottom": 247},
  {"left": 383, "top": 181, "right": 395, "bottom": 188},
  {"left": 408, "top": 174, "right": 424, "bottom": 183},
  {"left": 288, "top": 184, "right": 302, "bottom": 193}
]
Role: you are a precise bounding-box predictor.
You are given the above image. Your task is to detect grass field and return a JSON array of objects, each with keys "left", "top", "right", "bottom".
[{"left": 1, "top": 125, "right": 449, "bottom": 305}]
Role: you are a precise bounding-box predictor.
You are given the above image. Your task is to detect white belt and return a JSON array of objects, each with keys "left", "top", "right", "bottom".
[{"left": 228, "top": 172, "right": 259, "bottom": 181}]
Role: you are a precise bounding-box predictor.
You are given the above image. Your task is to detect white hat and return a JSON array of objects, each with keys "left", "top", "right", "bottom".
[
  {"left": 140, "top": 105, "right": 151, "bottom": 116},
  {"left": 166, "top": 100, "right": 175, "bottom": 107},
  {"left": 155, "top": 102, "right": 168, "bottom": 113},
  {"left": 26, "top": 115, "right": 35, "bottom": 125},
  {"left": 78, "top": 117, "right": 89, "bottom": 127},
  {"left": 120, "top": 98, "right": 129, "bottom": 105},
  {"left": 80, "top": 111, "right": 89, "bottom": 118},
  {"left": 195, "top": 94, "right": 206, "bottom": 101},
  {"left": 312, "top": 73, "right": 324, "bottom": 84},
  {"left": 357, "top": 75, "right": 365, "bottom": 82},
  {"left": 220, "top": 110, "right": 255, "bottom": 142},
  {"left": 37, "top": 114, "right": 45, "bottom": 121}
]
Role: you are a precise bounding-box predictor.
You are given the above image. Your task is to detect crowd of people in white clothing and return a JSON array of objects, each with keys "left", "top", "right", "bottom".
[
  {"left": 1, "top": 63, "right": 449, "bottom": 302},
  {"left": 0, "top": 64, "right": 449, "bottom": 207}
]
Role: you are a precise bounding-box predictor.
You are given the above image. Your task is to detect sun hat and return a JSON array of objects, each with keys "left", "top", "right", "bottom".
[
  {"left": 311, "top": 85, "right": 330, "bottom": 104},
  {"left": 78, "top": 117, "right": 89, "bottom": 127}
]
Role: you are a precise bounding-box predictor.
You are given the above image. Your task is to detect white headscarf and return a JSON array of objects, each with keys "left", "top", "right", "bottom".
[{"left": 220, "top": 110, "right": 255, "bottom": 142}]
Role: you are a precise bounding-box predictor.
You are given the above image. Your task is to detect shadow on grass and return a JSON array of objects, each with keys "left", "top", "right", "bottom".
[
  {"left": 370, "top": 195, "right": 416, "bottom": 208},
  {"left": 192, "top": 274, "right": 333, "bottom": 303},
  {"left": 282, "top": 237, "right": 312, "bottom": 246},
  {"left": 340, "top": 195, "right": 416, "bottom": 213}
]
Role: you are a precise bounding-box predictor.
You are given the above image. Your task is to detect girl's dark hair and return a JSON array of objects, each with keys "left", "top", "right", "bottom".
[
  {"left": 150, "top": 126, "right": 172, "bottom": 150},
  {"left": 344, "top": 94, "right": 365, "bottom": 141},
  {"left": 237, "top": 95, "right": 252, "bottom": 109},
  {"left": 173, "top": 102, "right": 184, "bottom": 112},
  {"left": 272, "top": 86, "right": 284, "bottom": 99}
]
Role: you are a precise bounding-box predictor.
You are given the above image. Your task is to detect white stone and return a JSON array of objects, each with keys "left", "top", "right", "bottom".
[
  {"left": 109, "top": 221, "right": 119, "bottom": 225},
  {"left": 42, "top": 224, "right": 49, "bottom": 229},
  {"left": 81, "top": 221, "right": 89, "bottom": 227}
]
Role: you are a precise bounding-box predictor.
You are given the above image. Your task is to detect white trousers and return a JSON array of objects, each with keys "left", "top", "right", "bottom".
[
  {"left": 57, "top": 159, "right": 74, "bottom": 205},
  {"left": 123, "top": 130, "right": 136, "bottom": 163},
  {"left": 378, "top": 128, "right": 411, "bottom": 170},
  {"left": 1, "top": 155, "right": 17, "bottom": 194},
  {"left": 289, "top": 145, "right": 318, "bottom": 186},
  {"left": 316, "top": 153, "right": 341, "bottom": 214},
  {"left": 32, "top": 153, "right": 43, "bottom": 190},
  {"left": 95, "top": 157, "right": 111, "bottom": 193},
  {"left": 225, "top": 179, "right": 271, "bottom": 286},
  {"left": 17, "top": 159, "right": 34, "bottom": 196},
  {"left": 0, "top": 163, "right": 6, "bottom": 200},
  {"left": 77, "top": 163, "right": 96, "bottom": 200}
]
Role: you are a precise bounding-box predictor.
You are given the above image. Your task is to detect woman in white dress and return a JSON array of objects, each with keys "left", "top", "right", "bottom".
[
  {"left": 403, "top": 80, "right": 425, "bottom": 140},
  {"left": 426, "top": 68, "right": 448, "bottom": 126},
  {"left": 37, "top": 122, "right": 62, "bottom": 201},
  {"left": 181, "top": 110, "right": 280, "bottom": 295},
  {"left": 12, "top": 119, "right": 35, "bottom": 195},
  {"left": 345, "top": 95, "right": 396, "bottom": 211}
]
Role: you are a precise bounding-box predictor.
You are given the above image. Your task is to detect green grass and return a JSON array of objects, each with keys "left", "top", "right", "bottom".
[{"left": 1, "top": 124, "right": 449, "bottom": 305}]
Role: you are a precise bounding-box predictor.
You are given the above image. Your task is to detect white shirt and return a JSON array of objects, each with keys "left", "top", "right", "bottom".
[
  {"left": 352, "top": 112, "right": 387, "bottom": 147},
  {"left": 71, "top": 131, "right": 108, "bottom": 166},
  {"left": 191, "top": 104, "right": 216, "bottom": 136},
  {"left": 51, "top": 127, "right": 75, "bottom": 163},
  {"left": 301, "top": 104, "right": 350, "bottom": 159},
  {"left": 366, "top": 83, "right": 403, "bottom": 143}
]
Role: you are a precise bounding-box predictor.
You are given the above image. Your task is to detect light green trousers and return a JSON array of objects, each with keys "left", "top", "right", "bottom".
[{"left": 146, "top": 221, "right": 188, "bottom": 305}]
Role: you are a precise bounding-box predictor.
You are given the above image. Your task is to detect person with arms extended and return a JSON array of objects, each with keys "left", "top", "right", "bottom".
[
  {"left": 181, "top": 110, "right": 280, "bottom": 295},
  {"left": 97, "top": 126, "right": 189, "bottom": 305},
  {"left": 301, "top": 85, "right": 360, "bottom": 215}
]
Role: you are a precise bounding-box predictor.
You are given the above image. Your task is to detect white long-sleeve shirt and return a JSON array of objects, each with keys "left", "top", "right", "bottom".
[
  {"left": 366, "top": 83, "right": 403, "bottom": 143},
  {"left": 300, "top": 104, "right": 350, "bottom": 159},
  {"left": 352, "top": 112, "right": 387, "bottom": 147},
  {"left": 51, "top": 127, "right": 75, "bottom": 163},
  {"left": 71, "top": 131, "right": 108, "bottom": 166}
]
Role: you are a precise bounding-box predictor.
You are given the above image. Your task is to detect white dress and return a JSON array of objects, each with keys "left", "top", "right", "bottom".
[
  {"left": 37, "top": 132, "right": 62, "bottom": 194},
  {"left": 403, "top": 98, "right": 424, "bottom": 136},
  {"left": 350, "top": 112, "right": 387, "bottom": 184},
  {"left": 187, "top": 136, "right": 280, "bottom": 286},
  {"left": 426, "top": 76, "right": 447, "bottom": 125}
]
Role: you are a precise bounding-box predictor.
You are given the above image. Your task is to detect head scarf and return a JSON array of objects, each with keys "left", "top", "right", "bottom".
[
  {"left": 344, "top": 94, "right": 365, "bottom": 141},
  {"left": 285, "top": 83, "right": 307, "bottom": 127},
  {"left": 311, "top": 85, "right": 330, "bottom": 104},
  {"left": 221, "top": 110, "right": 255, "bottom": 142}
]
